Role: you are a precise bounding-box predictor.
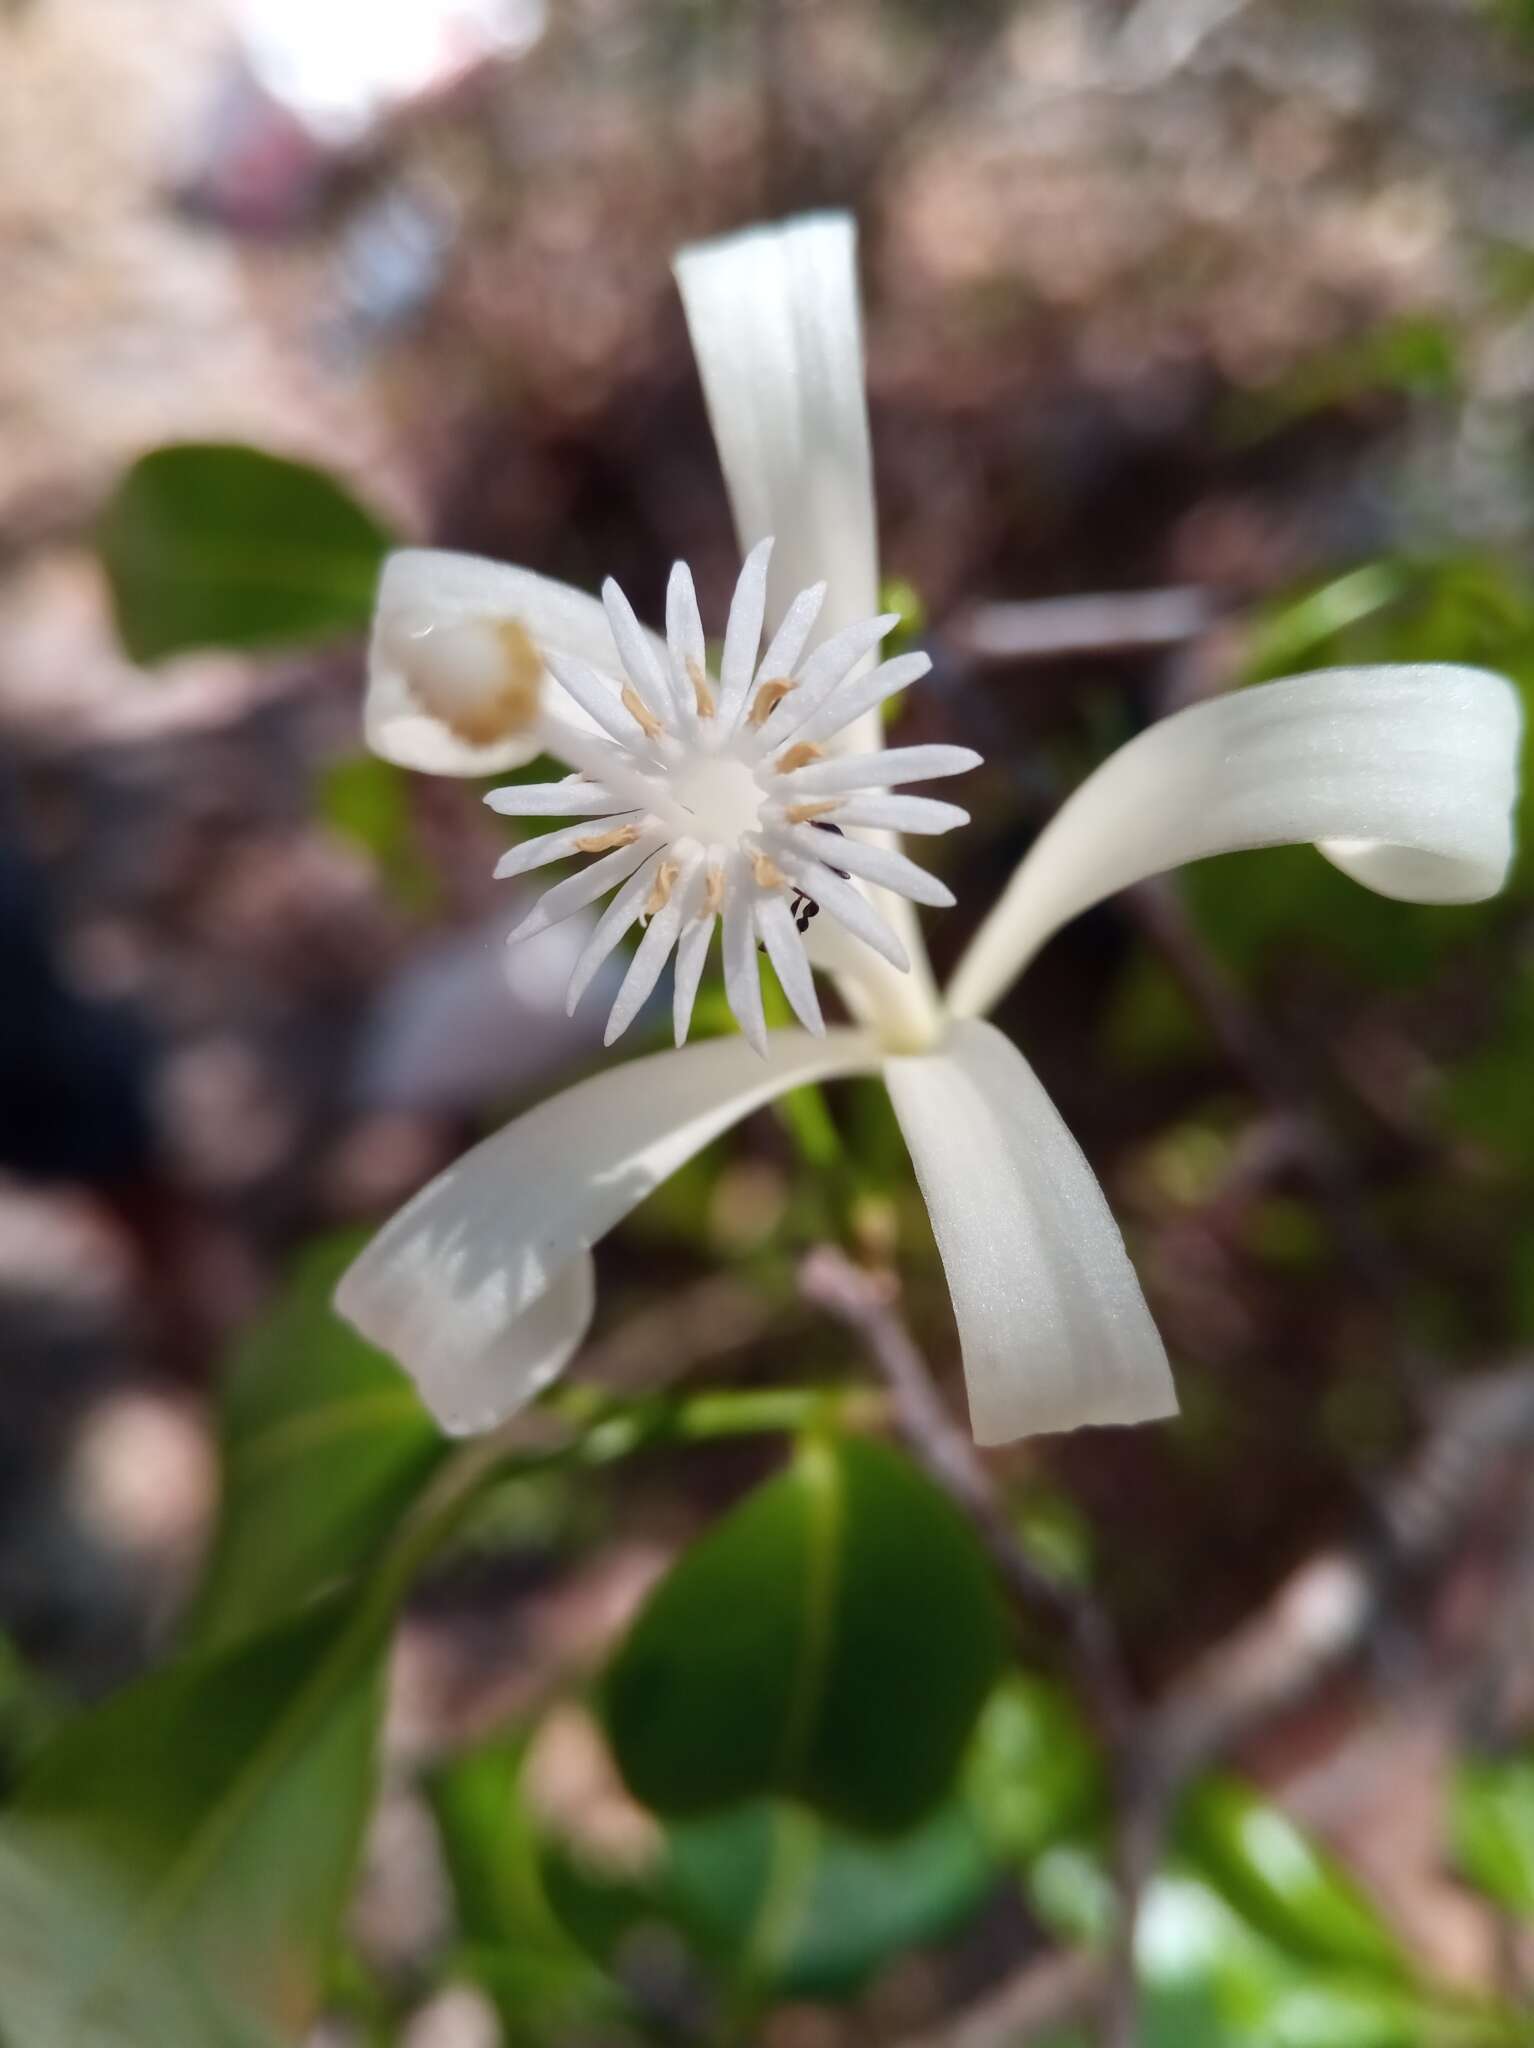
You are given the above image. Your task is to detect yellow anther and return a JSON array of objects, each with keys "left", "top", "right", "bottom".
[
  {"left": 785, "top": 799, "right": 838, "bottom": 824},
  {"left": 620, "top": 682, "right": 664, "bottom": 740},
  {"left": 575, "top": 823, "right": 642, "bottom": 855},
  {"left": 746, "top": 676, "right": 796, "bottom": 728},
  {"left": 775, "top": 741, "right": 825, "bottom": 774},
  {"left": 751, "top": 851, "right": 787, "bottom": 890},
  {"left": 687, "top": 658, "right": 717, "bottom": 719},
  {"left": 645, "top": 859, "right": 682, "bottom": 917},
  {"left": 702, "top": 865, "right": 726, "bottom": 916}
]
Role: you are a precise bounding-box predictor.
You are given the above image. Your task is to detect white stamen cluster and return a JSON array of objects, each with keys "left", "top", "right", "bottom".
[{"left": 484, "top": 537, "right": 979, "bottom": 1053}]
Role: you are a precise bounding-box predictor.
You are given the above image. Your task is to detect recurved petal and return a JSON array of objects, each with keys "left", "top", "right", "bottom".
[
  {"left": 947, "top": 664, "right": 1523, "bottom": 1021},
  {"left": 885, "top": 1019, "right": 1176, "bottom": 1446},
  {"left": 336, "top": 1028, "right": 880, "bottom": 1432},
  {"left": 368, "top": 549, "right": 662, "bottom": 775}
]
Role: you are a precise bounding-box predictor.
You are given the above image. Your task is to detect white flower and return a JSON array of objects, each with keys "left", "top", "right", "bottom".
[
  {"left": 384, "top": 538, "right": 975, "bottom": 1053},
  {"left": 338, "top": 214, "right": 1523, "bottom": 1446}
]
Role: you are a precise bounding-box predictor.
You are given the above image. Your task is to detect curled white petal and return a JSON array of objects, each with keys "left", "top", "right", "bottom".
[
  {"left": 947, "top": 664, "right": 1523, "bottom": 1021},
  {"left": 368, "top": 549, "right": 652, "bottom": 775},
  {"left": 776, "top": 744, "right": 982, "bottom": 795},
  {"left": 335, "top": 1028, "right": 879, "bottom": 1431},
  {"left": 718, "top": 537, "right": 774, "bottom": 729},
  {"left": 484, "top": 779, "right": 621, "bottom": 818},
  {"left": 885, "top": 1019, "right": 1176, "bottom": 1444}
]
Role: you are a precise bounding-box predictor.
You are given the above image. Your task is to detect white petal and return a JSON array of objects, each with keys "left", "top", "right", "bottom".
[
  {"left": 493, "top": 813, "right": 647, "bottom": 881},
  {"left": 722, "top": 870, "right": 768, "bottom": 1055},
  {"left": 508, "top": 833, "right": 661, "bottom": 941},
  {"left": 885, "top": 1019, "right": 1176, "bottom": 1444},
  {"left": 718, "top": 537, "right": 774, "bottom": 729},
  {"left": 830, "top": 793, "right": 969, "bottom": 835},
  {"left": 776, "top": 744, "right": 983, "bottom": 795},
  {"left": 755, "top": 893, "right": 825, "bottom": 1035},
  {"left": 545, "top": 650, "right": 653, "bottom": 752},
  {"left": 604, "top": 850, "right": 701, "bottom": 1046},
  {"left": 946, "top": 664, "right": 1523, "bottom": 1021},
  {"left": 757, "top": 581, "right": 827, "bottom": 684},
  {"left": 665, "top": 559, "right": 707, "bottom": 732},
  {"left": 565, "top": 852, "right": 664, "bottom": 1014},
  {"left": 484, "top": 779, "right": 621, "bottom": 818},
  {"left": 758, "top": 613, "right": 899, "bottom": 749},
  {"left": 673, "top": 905, "right": 717, "bottom": 1046},
  {"left": 603, "top": 577, "right": 673, "bottom": 724},
  {"left": 674, "top": 214, "right": 879, "bottom": 685},
  {"left": 784, "top": 824, "right": 953, "bottom": 907},
  {"left": 788, "top": 651, "right": 932, "bottom": 749},
  {"left": 336, "top": 1028, "right": 880, "bottom": 1431},
  {"left": 772, "top": 845, "right": 910, "bottom": 970},
  {"left": 368, "top": 549, "right": 654, "bottom": 775}
]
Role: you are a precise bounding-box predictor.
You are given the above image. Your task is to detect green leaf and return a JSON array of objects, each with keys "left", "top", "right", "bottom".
[
  {"left": 604, "top": 1434, "right": 1008, "bottom": 1834},
  {"left": 658, "top": 1796, "right": 993, "bottom": 2000},
  {"left": 1452, "top": 1752, "right": 1534, "bottom": 1912},
  {"left": 100, "top": 443, "right": 392, "bottom": 662},
  {"left": 4, "top": 1595, "right": 385, "bottom": 2040},
  {"left": 1179, "top": 1778, "right": 1406, "bottom": 1978},
  {"left": 189, "top": 1233, "right": 445, "bottom": 1648},
  {"left": 427, "top": 1738, "right": 626, "bottom": 2043},
  {"left": 963, "top": 1675, "right": 1105, "bottom": 1863}
]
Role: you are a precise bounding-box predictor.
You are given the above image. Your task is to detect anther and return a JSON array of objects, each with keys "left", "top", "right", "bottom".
[
  {"left": 747, "top": 677, "right": 796, "bottom": 728},
  {"left": 751, "top": 851, "right": 787, "bottom": 890},
  {"left": 645, "top": 859, "right": 682, "bottom": 916},
  {"left": 775, "top": 741, "right": 825, "bottom": 774},
  {"left": 687, "top": 658, "right": 716, "bottom": 719},
  {"left": 575, "top": 823, "right": 643, "bottom": 855},
  {"left": 702, "top": 865, "right": 726, "bottom": 915},
  {"left": 785, "top": 799, "right": 838, "bottom": 824},
  {"left": 621, "top": 683, "right": 664, "bottom": 741}
]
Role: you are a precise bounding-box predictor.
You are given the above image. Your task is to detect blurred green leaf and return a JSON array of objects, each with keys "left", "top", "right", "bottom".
[
  {"left": 188, "top": 1233, "right": 445, "bottom": 1649},
  {"left": 428, "top": 1737, "right": 627, "bottom": 2043},
  {"left": 6, "top": 1595, "right": 384, "bottom": 2040},
  {"left": 964, "top": 1675, "right": 1105, "bottom": 1863},
  {"left": 1452, "top": 1752, "right": 1534, "bottom": 1912},
  {"left": 1179, "top": 1778, "right": 1406, "bottom": 1978},
  {"left": 317, "top": 754, "right": 435, "bottom": 912},
  {"left": 658, "top": 1796, "right": 992, "bottom": 2000},
  {"left": 604, "top": 1434, "right": 1008, "bottom": 1833},
  {"left": 100, "top": 443, "right": 391, "bottom": 662}
]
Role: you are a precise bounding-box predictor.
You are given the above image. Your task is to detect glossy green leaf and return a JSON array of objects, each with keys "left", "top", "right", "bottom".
[
  {"left": 5, "top": 1595, "right": 385, "bottom": 2040},
  {"left": 189, "top": 1234, "right": 445, "bottom": 1648},
  {"left": 665, "top": 1796, "right": 992, "bottom": 2000},
  {"left": 1179, "top": 1778, "right": 1406, "bottom": 1978},
  {"left": 603, "top": 1434, "right": 1008, "bottom": 1833},
  {"left": 1452, "top": 1752, "right": 1534, "bottom": 1912},
  {"left": 427, "top": 1738, "right": 626, "bottom": 2044},
  {"left": 100, "top": 443, "right": 391, "bottom": 662}
]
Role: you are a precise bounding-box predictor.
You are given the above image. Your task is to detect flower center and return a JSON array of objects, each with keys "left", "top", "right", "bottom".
[
  {"left": 395, "top": 614, "right": 542, "bottom": 745},
  {"left": 663, "top": 746, "right": 763, "bottom": 847}
]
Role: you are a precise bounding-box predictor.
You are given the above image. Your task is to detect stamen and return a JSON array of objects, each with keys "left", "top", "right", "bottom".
[
  {"left": 645, "top": 858, "right": 682, "bottom": 916},
  {"left": 775, "top": 741, "right": 825, "bottom": 774},
  {"left": 785, "top": 799, "right": 838, "bottom": 824},
  {"left": 751, "top": 851, "right": 787, "bottom": 890},
  {"left": 575, "top": 823, "right": 643, "bottom": 855},
  {"left": 702, "top": 865, "right": 726, "bottom": 915},
  {"left": 620, "top": 682, "right": 664, "bottom": 741},
  {"left": 687, "top": 658, "right": 717, "bottom": 719},
  {"left": 747, "top": 677, "right": 796, "bottom": 728}
]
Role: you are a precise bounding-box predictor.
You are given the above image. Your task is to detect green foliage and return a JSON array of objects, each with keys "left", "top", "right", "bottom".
[
  {"left": 1178, "top": 1778, "right": 1406, "bottom": 1979},
  {"left": 188, "top": 1233, "right": 445, "bottom": 1649},
  {"left": 3, "top": 1596, "right": 385, "bottom": 2041},
  {"left": 427, "top": 1737, "right": 629, "bottom": 2043},
  {"left": 1451, "top": 1751, "right": 1534, "bottom": 1913},
  {"left": 964, "top": 1675, "right": 1106, "bottom": 1861},
  {"left": 604, "top": 1433, "right": 1009, "bottom": 1833},
  {"left": 317, "top": 753, "right": 435, "bottom": 911},
  {"left": 99, "top": 443, "right": 392, "bottom": 662}
]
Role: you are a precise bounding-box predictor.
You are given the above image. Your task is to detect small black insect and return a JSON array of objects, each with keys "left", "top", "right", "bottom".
[{"left": 768, "top": 821, "right": 850, "bottom": 943}]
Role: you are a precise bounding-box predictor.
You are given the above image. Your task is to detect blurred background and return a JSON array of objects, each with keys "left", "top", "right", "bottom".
[{"left": 2, "top": 0, "right": 1534, "bottom": 2043}]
